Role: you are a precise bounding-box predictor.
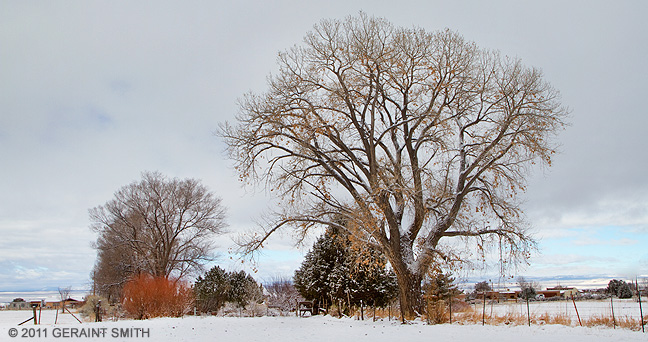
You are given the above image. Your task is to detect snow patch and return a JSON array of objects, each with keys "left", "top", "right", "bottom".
[{"left": 0, "top": 311, "right": 645, "bottom": 342}]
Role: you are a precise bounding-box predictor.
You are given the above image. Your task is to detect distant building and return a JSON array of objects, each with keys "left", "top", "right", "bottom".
[
  {"left": 8, "top": 300, "right": 32, "bottom": 310},
  {"left": 44, "top": 298, "right": 83, "bottom": 310},
  {"left": 499, "top": 291, "right": 518, "bottom": 301},
  {"left": 7, "top": 298, "right": 83, "bottom": 310},
  {"left": 537, "top": 286, "right": 578, "bottom": 299},
  {"left": 473, "top": 291, "right": 517, "bottom": 301},
  {"left": 467, "top": 286, "right": 580, "bottom": 302}
]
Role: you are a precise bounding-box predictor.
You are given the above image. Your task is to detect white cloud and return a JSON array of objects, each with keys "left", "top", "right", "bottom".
[{"left": 13, "top": 266, "right": 48, "bottom": 280}]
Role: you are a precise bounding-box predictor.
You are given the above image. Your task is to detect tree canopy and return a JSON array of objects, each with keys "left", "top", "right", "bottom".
[
  {"left": 90, "top": 171, "right": 227, "bottom": 299},
  {"left": 607, "top": 279, "right": 633, "bottom": 299},
  {"left": 517, "top": 276, "right": 539, "bottom": 300},
  {"left": 474, "top": 281, "right": 492, "bottom": 293},
  {"left": 221, "top": 13, "right": 567, "bottom": 318},
  {"left": 194, "top": 266, "right": 263, "bottom": 313}
]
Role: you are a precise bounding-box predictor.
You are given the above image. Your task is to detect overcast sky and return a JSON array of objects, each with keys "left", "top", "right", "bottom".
[{"left": 1, "top": 0, "right": 647, "bottom": 292}]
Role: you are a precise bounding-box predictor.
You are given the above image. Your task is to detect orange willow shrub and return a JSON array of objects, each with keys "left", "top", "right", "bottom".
[{"left": 122, "top": 274, "right": 194, "bottom": 319}]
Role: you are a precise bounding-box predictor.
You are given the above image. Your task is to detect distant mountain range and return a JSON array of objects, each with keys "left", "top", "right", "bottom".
[
  {"left": 459, "top": 274, "right": 641, "bottom": 291},
  {"left": 0, "top": 290, "right": 88, "bottom": 305}
]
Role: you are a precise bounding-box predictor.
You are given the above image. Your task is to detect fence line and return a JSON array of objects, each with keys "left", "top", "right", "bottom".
[{"left": 481, "top": 298, "right": 646, "bottom": 321}]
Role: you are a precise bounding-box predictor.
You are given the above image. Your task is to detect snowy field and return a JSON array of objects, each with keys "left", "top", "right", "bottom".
[
  {"left": 476, "top": 299, "right": 647, "bottom": 320},
  {"left": 0, "top": 309, "right": 646, "bottom": 342}
]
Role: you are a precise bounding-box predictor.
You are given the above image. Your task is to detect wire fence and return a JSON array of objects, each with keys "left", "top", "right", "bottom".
[{"left": 480, "top": 298, "right": 646, "bottom": 320}]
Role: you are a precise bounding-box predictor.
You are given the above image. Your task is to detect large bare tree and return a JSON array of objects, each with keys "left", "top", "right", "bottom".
[
  {"left": 90, "top": 171, "right": 227, "bottom": 287},
  {"left": 221, "top": 13, "right": 567, "bottom": 318}
]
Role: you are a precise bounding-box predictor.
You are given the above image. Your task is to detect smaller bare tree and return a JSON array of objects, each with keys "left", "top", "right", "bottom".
[
  {"left": 517, "top": 276, "right": 540, "bottom": 326},
  {"left": 58, "top": 286, "right": 72, "bottom": 311},
  {"left": 90, "top": 171, "right": 227, "bottom": 298},
  {"left": 264, "top": 276, "right": 303, "bottom": 315},
  {"left": 517, "top": 276, "right": 539, "bottom": 300}
]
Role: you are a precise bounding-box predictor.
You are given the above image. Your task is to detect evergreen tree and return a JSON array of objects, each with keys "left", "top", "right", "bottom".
[
  {"left": 617, "top": 283, "right": 633, "bottom": 299},
  {"left": 423, "top": 271, "right": 460, "bottom": 324},
  {"left": 194, "top": 266, "right": 230, "bottom": 313},
  {"left": 227, "top": 270, "right": 264, "bottom": 309},
  {"left": 194, "top": 266, "right": 263, "bottom": 313},
  {"left": 608, "top": 279, "right": 633, "bottom": 299},
  {"left": 349, "top": 242, "right": 399, "bottom": 307},
  {"left": 517, "top": 276, "right": 539, "bottom": 300},
  {"left": 474, "top": 281, "right": 491, "bottom": 293},
  {"left": 424, "top": 271, "right": 461, "bottom": 302},
  {"left": 520, "top": 286, "right": 537, "bottom": 300},
  {"left": 607, "top": 279, "right": 622, "bottom": 295},
  {"left": 293, "top": 225, "right": 398, "bottom": 310},
  {"left": 293, "top": 227, "right": 344, "bottom": 303}
]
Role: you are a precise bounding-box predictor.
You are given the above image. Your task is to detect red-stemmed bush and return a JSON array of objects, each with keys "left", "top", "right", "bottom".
[{"left": 122, "top": 273, "right": 193, "bottom": 319}]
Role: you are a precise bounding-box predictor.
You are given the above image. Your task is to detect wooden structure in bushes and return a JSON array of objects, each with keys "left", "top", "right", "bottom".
[{"left": 296, "top": 301, "right": 315, "bottom": 317}]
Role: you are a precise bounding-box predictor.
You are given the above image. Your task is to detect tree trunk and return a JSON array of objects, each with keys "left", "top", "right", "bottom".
[{"left": 393, "top": 265, "right": 423, "bottom": 320}]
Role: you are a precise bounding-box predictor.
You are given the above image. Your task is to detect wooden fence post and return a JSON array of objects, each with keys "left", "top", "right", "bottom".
[
  {"left": 610, "top": 296, "right": 616, "bottom": 329},
  {"left": 64, "top": 307, "right": 82, "bottom": 323},
  {"left": 482, "top": 292, "right": 486, "bottom": 326},
  {"left": 637, "top": 278, "right": 644, "bottom": 333},
  {"left": 526, "top": 296, "right": 530, "bottom": 327},
  {"left": 571, "top": 294, "right": 582, "bottom": 327}
]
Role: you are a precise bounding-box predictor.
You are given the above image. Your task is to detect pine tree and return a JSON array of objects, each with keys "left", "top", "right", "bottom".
[
  {"left": 293, "top": 227, "right": 343, "bottom": 303},
  {"left": 423, "top": 271, "right": 460, "bottom": 324},
  {"left": 608, "top": 279, "right": 633, "bottom": 299},
  {"left": 474, "top": 281, "right": 491, "bottom": 293},
  {"left": 194, "top": 266, "right": 263, "bottom": 313},
  {"left": 293, "top": 225, "right": 398, "bottom": 311},
  {"left": 425, "top": 271, "right": 460, "bottom": 302},
  {"left": 617, "top": 281, "right": 633, "bottom": 299},
  {"left": 517, "top": 276, "right": 539, "bottom": 300},
  {"left": 227, "top": 270, "right": 263, "bottom": 309},
  {"left": 194, "top": 266, "right": 230, "bottom": 313},
  {"left": 349, "top": 240, "right": 399, "bottom": 307}
]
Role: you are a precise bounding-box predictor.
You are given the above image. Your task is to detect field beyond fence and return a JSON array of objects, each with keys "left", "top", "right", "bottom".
[
  {"left": 440, "top": 299, "right": 647, "bottom": 331},
  {"left": 321, "top": 298, "right": 646, "bottom": 332}
]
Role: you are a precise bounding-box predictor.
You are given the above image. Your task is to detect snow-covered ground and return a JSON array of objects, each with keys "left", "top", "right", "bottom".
[
  {"left": 477, "top": 299, "right": 646, "bottom": 319},
  {"left": 0, "top": 309, "right": 646, "bottom": 342}
]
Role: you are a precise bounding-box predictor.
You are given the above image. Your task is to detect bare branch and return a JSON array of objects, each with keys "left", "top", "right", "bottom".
[{"left": 219, "top": 13, "right": 568, "bottom": 319}]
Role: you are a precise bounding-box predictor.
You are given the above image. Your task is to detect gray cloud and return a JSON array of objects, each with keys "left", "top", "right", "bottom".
[{"left": 1, "top": 0, "right": 647, "bottom": 290}]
